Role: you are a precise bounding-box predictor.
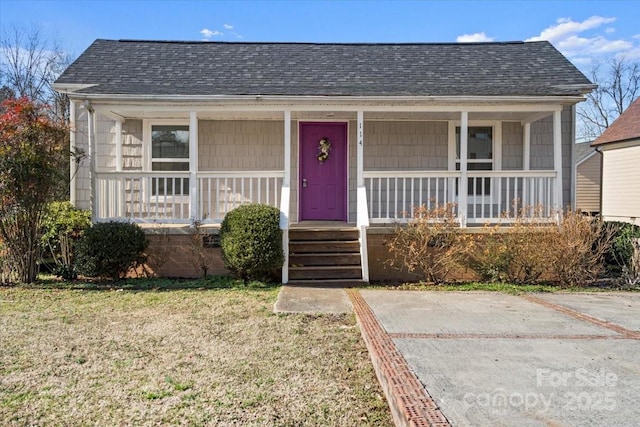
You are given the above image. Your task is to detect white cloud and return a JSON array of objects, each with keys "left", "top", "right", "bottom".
[
  {"left": 526, "top": 16, "right": 616, "bottom": 42},
  {"left": 223, "top": 24, "right": 234, "bottom": 30},
  {"left": 527, "top": 16, "right": 639, "bottom": 68},
  {"left": 456, "top": 32, "right": 494, "bottom": 43},
  {"left": 200, "top": 28, "right": 223, "bottom": 39}
]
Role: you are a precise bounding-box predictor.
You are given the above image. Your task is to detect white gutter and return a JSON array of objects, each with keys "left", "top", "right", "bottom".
[{"left": 58, "top": 92, "right": 590, "bottom": 105}]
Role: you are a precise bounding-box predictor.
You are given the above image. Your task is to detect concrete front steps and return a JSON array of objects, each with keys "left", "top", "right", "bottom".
[{"left": 288, "top": 226, "right": 364, "bottom": 286}]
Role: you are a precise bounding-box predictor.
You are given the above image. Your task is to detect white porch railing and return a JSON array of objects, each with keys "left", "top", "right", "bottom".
[
  {"left": 197, "top": 172, "right": 283, "bottom": 222},
  {"left": 363, "top": 170, "right": 557, "bottom": 224},
  {"left": 466, "top": 171, "right": 557, "bottom": 224},
  {"left": 364, "top": 171, "right": 460, "bottom": 222},
  {"left": 96, "top": 172, "right": 191, "bottom": 223},
  {"left": 95, "top": 171, "right": 284, "bottom": 223}
]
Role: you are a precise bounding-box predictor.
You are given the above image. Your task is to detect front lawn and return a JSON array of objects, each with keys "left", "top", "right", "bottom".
[{"left": 0, "top": 278, "right": 391, "bottom": 426}]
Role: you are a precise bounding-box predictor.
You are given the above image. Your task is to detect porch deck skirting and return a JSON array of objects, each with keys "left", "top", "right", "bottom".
[{"left": 95, "top": 170, "right": 558, "bottom": 225}]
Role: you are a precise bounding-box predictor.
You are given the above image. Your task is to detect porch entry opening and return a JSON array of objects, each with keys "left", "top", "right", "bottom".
[{"left": 299, "top": 122, "right": 348, "bottom": 221}]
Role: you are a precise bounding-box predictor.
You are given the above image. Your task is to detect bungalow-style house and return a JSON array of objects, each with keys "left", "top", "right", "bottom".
[
  {"left": 53, "top": 40, "right": 594, "bottom": 282},
  {"left": 574, "top": 141, "right": 601, "bottom": 215},
  {"left": 592, "top": 96, "right": 640, "bottom": 226}
]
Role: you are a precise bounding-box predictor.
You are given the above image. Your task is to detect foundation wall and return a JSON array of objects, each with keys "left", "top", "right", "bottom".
[{"left": 144, "top": 233, "right": 228, "bottom": 278}]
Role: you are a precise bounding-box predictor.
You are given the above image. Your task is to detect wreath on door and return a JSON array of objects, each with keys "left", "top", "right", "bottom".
[{"left": 317, "top": 137, "right": 331, "bottom": 163}]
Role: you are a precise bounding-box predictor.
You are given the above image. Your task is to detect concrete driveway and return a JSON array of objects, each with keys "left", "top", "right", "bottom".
[{"left": 356, "top": 290, "right": 640, "bottom": 427}]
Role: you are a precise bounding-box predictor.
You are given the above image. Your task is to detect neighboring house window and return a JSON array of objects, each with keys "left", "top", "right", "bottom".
[
  {"left": 151, "top": 124, "right": 190, "bottom": 195},
  {"left": 455, "top": 126, "right": 493, "bottom": 195}
]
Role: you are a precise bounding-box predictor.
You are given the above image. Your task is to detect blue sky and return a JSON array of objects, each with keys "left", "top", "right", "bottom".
[{"left": 1, "top": 0, "right": 639, "bottom": 72}]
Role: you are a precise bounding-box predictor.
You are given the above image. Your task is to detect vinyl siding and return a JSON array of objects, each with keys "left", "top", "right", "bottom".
[
  {"left": 576, "top": 154, "right": 601, "bottom": 214},
  {"left": 602, "top": 141, "right": 640, "bottom": 225}
]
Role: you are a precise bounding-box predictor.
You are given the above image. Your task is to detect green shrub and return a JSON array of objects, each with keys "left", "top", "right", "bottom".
[
  {"left": 40, "top": 201, "right": 91, "bottom": 279},
  {"left": 220, "top": 204, "right": 283, "bottom": 281},
  {"left": 75, "top": 222, "right": 148, "bottom": 280},
  {"left": 604, "top": 221, "right": 640, "bottom": 272}
]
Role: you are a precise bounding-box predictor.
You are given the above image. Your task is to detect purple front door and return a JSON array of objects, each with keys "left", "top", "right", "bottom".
[{"left": 299, "top": 122, "right": 348, "bottom": 221}]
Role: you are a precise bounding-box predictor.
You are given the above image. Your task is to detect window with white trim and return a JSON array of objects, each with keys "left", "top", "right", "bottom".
[
  {"left": 150, "top": 124, "right": 190, "bottom": 195},
  {"left": 456, "top": 126, "right": 494, "bottom": 195}
]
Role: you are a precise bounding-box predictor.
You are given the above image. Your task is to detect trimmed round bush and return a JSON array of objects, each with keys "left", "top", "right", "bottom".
[
  {"left": 220, "top": 204, "right": 283, "bottom": 281},
  {"left": 75, "top": 221, "right": 148, "bottom": 280}
]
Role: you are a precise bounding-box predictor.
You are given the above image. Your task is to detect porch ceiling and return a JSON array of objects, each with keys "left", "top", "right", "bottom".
[{"left": 99, "top": 107, "right": 553, "bottom": 123}]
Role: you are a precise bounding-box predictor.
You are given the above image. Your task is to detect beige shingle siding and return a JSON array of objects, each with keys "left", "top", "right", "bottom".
[
  {"left": 576, "top": 154, "right": 601, "bottom": 213},
  {"left": 363, "top": 121, "right": 448, "bottom": 170},
  {"left": 602, "top": 142, "right": 640, "bottom": 225},
  {"left": 528, "top": 106, "right": 572, "bottom": 207},
  {"left": 502, "top": 122, "right": 523, "bottom": 170},
  {"left": 73, "top": 106, "right": 90, "bottom": 210},
  {"left": 198, "top": 121, "right": 284, "bottom": 171},
  {"left": 96, "top": 114, "right": 115, "bottom": 170},
  {"left": 122, "top": 120, "right": 143, "bottom": 171}
]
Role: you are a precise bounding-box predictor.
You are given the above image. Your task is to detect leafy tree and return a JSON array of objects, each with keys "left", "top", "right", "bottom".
[
  {"left": 577, "top": 57, "right": 640, "bottom": 142},
  {"left": 0, "top": 24, "right": 72, "bottom": 122},
  {"left": 1, "top": 24, "right": 75, "bottom": 200},
  {"left": 0, "top": 97, "right": 68, "bottom": 283}
]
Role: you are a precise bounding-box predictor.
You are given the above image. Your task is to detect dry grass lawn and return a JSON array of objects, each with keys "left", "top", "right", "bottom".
[{"left": 0, "top": 279, "right": 392, "bottom": 426}]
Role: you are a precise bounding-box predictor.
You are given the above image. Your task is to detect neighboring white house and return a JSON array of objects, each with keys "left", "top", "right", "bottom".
[
  {"left": 53, "top": 40, "right": 594, "bottom": 280},
  {"left": 592, "top": 97, "right": 640, "bottom": 226}
]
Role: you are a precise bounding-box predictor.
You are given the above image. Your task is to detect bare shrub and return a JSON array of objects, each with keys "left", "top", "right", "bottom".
[
  {"left": 386, "top": 203, "right": 467, "bottom": 284},
  {"left": 188, "top": 219, "right": 216, "bottom": 278},
  {"left": 464, "top": 206, "right": 554, "bottom": 284},
  {"left": 621, "top": 238, "right": 640, "bottom": 288},
  {"left": 502, "top": 217, "right": 553, "bottom": 285},
  {"left": 463, "top": 225, "right": 510, "bottom": 283},
  {"left": 547, "top": 211, "right": 614, "bottom": 287}
]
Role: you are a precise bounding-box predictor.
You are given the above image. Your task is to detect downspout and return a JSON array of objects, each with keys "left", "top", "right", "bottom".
[
  {"left": 69, "top": 100, "right": 76, "bottom": 206},
  {"left": 570, "top": 105, "right": 576, "bottom": 211},
  {"left": 84, "top": 100, "right": 96, "bottom": 222},
  {"left": 595, "top": 145, "right": 604, "bottom": 216}
]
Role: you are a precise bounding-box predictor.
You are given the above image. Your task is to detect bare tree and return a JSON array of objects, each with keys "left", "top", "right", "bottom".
[
  {"left": 0, "top": 24, "right": 72, "bottom": 121},
  {"left": 577, "top": 57, "right": 640, "bottom": 142}
]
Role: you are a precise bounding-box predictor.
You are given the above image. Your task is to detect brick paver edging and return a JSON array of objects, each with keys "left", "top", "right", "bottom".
[
  {"left": 347, "top": 289, "right": 451, "bottom": 427},
  {"left": 521, "top": 294, "right": 640, "bottom": 339}
]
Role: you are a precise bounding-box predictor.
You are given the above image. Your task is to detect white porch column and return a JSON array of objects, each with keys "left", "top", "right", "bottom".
[
  {"left": 459, "top": 111, "right": 469, "bottom": 226},
  {"left": 283, "top": 111, "right": 291, "bottom": 186},
  {"left": 356, "top": 111, "right": 369, "bottom": 282},
  {"left": 553, "top": 109, "right": 563, "bottom": 214},
  {"left": 281, "top": 110, "right": 291, "bottom": 284},
  {"left": 114, "top": 119, "right": 124, "bottom": 217},
  {"left": 523, "top": 122, "right": 531, "bottom": 171},
  {"left": 115, "top": 120, "right": 123, "bottom": 172},
  {"left": 357, "top": 111, "right": 364, "bottom": 187},
  {"left": 69, "top": 100, "right": 76, "bottom": 206},
  {"left": 189, "top": 111, "right": 199, "bottom": 221}
]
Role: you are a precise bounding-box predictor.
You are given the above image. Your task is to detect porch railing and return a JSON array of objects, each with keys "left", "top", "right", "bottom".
[
  {"left": 363, "top": 170, "right": 557, "bottom": 224},
  {"left": 95, "top": 171, "right": 283, "bottom": 223},
  {"left": 197, "top": 172, "right": 283, "bottom": 222}
]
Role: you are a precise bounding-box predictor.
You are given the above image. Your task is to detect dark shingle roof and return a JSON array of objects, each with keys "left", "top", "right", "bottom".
[
  {"left": 55, "top": 40, "right": 593, "bottom": 97},
  {"left": 592, "top": 97, "right": 640, "bottom": 146},
  {"left": 575, "top": 142, "right": 597, "bottom": 164}
]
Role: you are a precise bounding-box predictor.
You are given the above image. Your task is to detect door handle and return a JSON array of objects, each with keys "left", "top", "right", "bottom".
[{"left": 302, "top": 178, "right": 308, "bottom": 188}]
